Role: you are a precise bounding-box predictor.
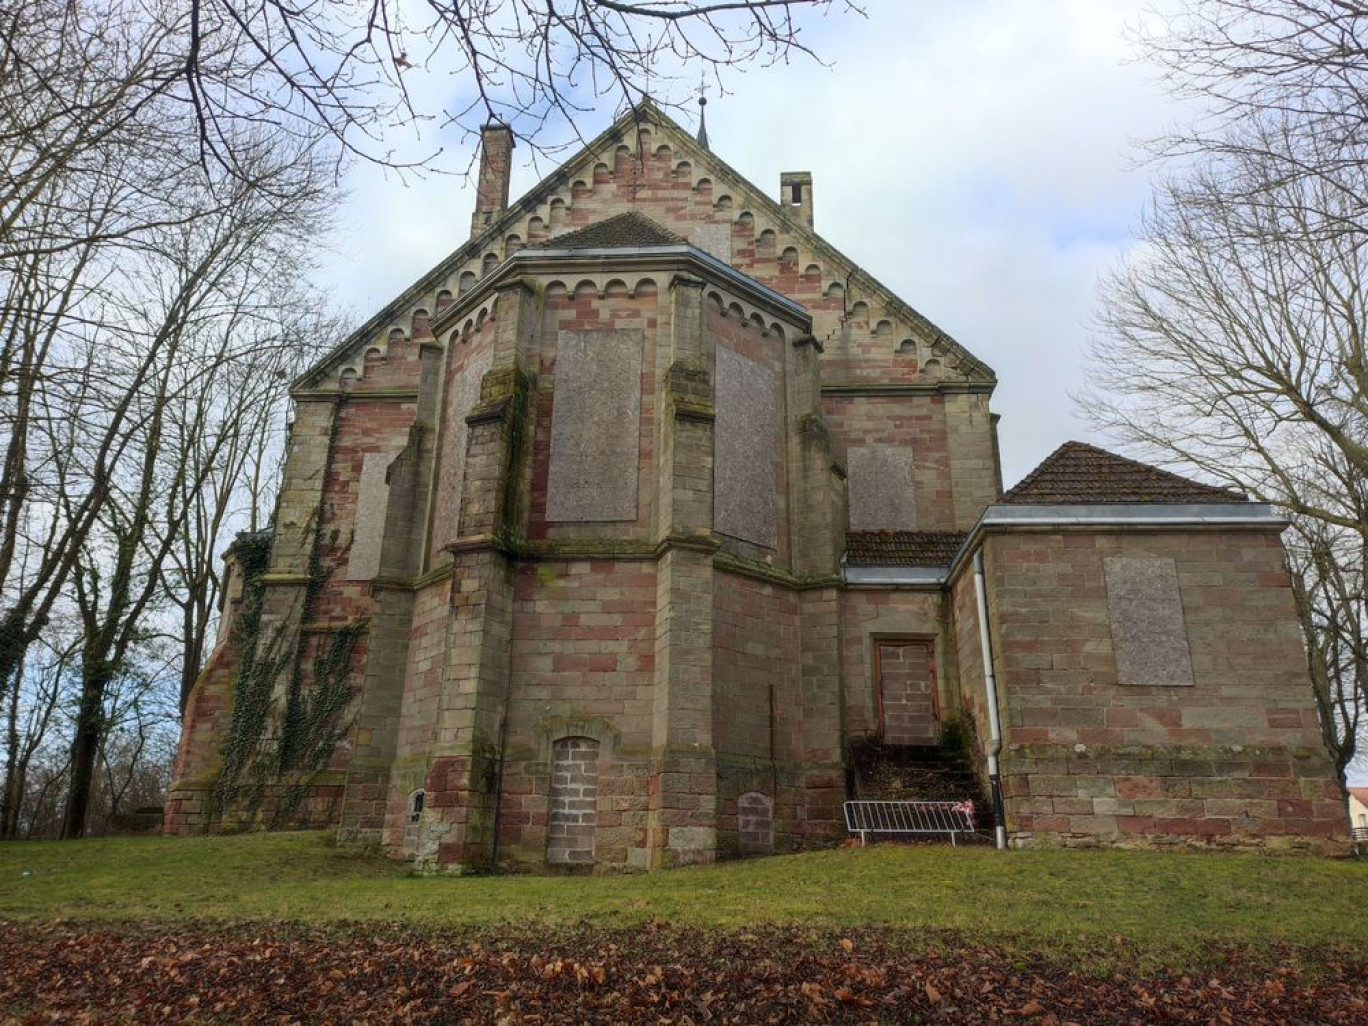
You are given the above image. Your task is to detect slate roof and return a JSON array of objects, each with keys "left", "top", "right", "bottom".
[
  {"left": 526, "top": 211, "right": 686, "bottom": 251},
  {"left": 845, "top": 531, "right": 968, "bottom": 567},
  {"left": 1002, "top": 441, "right": 1246, "bottom": 505}
]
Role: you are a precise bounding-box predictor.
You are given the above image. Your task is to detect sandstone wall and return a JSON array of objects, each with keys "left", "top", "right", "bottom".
[{"left": 982, "top": 529, "right": 1343, "bottom": 850}]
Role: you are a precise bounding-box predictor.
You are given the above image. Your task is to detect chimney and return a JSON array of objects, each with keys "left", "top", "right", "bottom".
[
  {"left": 780, "top": 171, "right": 813, "bottom": 228},
  {"left": 471, "top": 122, "right": 514, "bottom": 236}
]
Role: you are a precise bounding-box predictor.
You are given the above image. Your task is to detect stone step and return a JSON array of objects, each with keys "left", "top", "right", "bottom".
[{"left": 846, "top": 738, "right": 996, "bottom": 828}]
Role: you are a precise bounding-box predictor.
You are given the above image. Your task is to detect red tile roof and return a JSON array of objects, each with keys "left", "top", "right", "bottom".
[
  {"left": 845, "top": 531, "right": 968, "bottom": 567},
  {"left": 1002, "top": 441, "right": 1246, "bottom": 505}
]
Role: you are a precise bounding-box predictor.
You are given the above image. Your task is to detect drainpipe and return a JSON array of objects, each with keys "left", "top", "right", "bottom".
[{"left": 972, "top": 549, "right": 1008, "bottom": 850}]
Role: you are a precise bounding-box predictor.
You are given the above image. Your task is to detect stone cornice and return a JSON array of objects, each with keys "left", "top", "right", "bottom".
[
  {"left": 941, "top": 501, "right": 1288, "bottom": 589},
  {"left": 292, "top": 389, "right": 419, "bottom": 402},
  {"left": 821, "top": 382, "right": 997, "bottom": 398}
]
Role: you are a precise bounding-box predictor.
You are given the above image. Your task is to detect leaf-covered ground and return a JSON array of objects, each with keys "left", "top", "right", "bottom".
[
  {"left": 3, "top": 834, "right": 1366, "bottom": 1021},
  {"left": 1, "top": 920, "right": 1365, "bottom": 1025}
]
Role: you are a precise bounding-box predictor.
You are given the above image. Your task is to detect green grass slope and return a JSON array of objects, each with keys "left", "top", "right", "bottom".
[{"left": 1, "top": 832, "right": 1364, "bottom": 962}]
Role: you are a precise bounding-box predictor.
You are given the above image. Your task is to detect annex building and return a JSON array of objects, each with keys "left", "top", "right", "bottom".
[{"left": 166, "top": 103, "right": 1346, "bottom": 869}]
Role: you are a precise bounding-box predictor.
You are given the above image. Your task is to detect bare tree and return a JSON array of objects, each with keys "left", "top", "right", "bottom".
[
  {"left": 1087, "top": 4, "right": 1368, "bottom": 794},
  {"left": 1, "top": 3, "right": 341, "bottom": 835},
  {"left": 0, "top": 630, "right": 77, "bottom": 839},
  {"left": 1142, "top": 1, "right": 1368, "bottom": 231},
  {"left": 176, "top": 0, "right": 859, "bottom": 171},
  {"left": 53, "top": 138, "right": 336, "bottom": 838},
  {"left": 1083, "top": 124, "right": 1368, "bottom": 789}
]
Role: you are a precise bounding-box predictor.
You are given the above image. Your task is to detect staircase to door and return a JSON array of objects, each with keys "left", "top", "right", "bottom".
[{"left": 845, "top": 739, "right": 997, "bottom": 840}]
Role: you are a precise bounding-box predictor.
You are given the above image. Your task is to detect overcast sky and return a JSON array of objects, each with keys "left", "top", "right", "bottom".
[{"left": 320, "top": 0, "right": 1180, "bottom": 489}]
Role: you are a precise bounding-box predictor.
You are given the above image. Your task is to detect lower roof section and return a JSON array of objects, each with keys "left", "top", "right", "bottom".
[{"left": 842, "top": 501, "right": 1286, "bottom": 586}]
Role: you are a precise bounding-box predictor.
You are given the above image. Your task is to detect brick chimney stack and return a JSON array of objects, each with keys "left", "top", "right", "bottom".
[
  {"left": 471, "top": 123, "right": 515, "bottom": 236},
  {"left": 780, "top": 171, "right": 813, "bottom": 229}
]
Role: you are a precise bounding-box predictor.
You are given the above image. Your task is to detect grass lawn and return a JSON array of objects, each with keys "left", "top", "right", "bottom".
[{"left": 1, "top": 831, "right": 1365, "bottom": 966}]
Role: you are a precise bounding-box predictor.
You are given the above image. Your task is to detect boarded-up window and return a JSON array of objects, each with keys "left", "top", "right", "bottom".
[
  {"left": 346, "top": 452, "right": 396, "bottom": 580},
  {"left": 547, "top": 737, "right": 600, "bottom": 864},
  {"left": 847, "top": 446, "right": 917, "bottom": 531},
  {"left": 546, "top": 330, "right": 642, "bottom": 522},
  {"left": 737, "top": 791, "right": 774, "bottom": 855},
  {"left": 1103, "top": 556, "right": 1194, "bottom": 686},
  {"left": 714, "top": 346, "right": 778, "bottom": 547},
  {"left": 876, "top": 640, "right": 939, "bottom": 745},
  {"left": 432, "top": 346, "right": 493, "bottom": 559}
]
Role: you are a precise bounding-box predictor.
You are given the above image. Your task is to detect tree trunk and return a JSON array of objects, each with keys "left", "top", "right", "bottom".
[
  {"left": 1, "top": 665, "right": 22, "bottom": 839},
  {"left": 59, "top": 666, "right": 112, "bottom": 839}
]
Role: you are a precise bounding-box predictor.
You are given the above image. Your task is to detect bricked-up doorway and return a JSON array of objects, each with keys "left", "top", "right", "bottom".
[
  {"left": 875, "top": 640, "right": 939, "bottom": 746},
  {"left": 547, "top": 737, "right": 600, "bottom": 864}
]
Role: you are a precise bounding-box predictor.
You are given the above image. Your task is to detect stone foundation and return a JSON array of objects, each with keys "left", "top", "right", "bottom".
[{"left": 1002, "top": 743, "right": 1346, "bottom": 853}]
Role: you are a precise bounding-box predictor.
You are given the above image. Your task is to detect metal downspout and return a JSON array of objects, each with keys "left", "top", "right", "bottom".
[{"left": 973, "top": 549, "right": 1008, "bottom": 850}]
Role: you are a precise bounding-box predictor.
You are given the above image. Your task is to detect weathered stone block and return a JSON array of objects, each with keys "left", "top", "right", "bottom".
[{"left": 690, "top": 224, "right": 731, "bottom": 262}]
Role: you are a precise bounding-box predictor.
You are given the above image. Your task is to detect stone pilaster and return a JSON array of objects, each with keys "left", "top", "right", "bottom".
[
  {"left": 797, "top": 586, "right": 846, "bottom": 844},
  {"left": 650, "top": 544, "right": 717, "bottom": 867},
  {"left": 419, "top": 284, "right": 536, "bottom": 871},
  {"left": 786, "top": 335, "right": 843, "bottom": 578},
  {"left": 944, "top": 390, "right": 1000, "bottom": 528},
  {"left": 338, "top": 345, "right": 445, "bottom": 844},
  {"left": 786, "top": 333, "right": 846, "bottom": 845},
  {"left": 253, "top": 395, "right": 340, "bottom": 710},
  {"left": 644, "top": 275, "right": 719, "bottom": 867},
  {"left": 268, "top": 397, "right": 339, "bottom": 579}
]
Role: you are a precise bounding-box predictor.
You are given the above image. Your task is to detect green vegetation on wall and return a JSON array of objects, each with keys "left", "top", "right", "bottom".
[{"left": 212, "top": 400, "right": 363, "bottom": 829}]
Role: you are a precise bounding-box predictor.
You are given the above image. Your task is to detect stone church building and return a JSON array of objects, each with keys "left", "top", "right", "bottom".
[{"left": 166, "top": 102, "right": 1345, "bottom": 869}]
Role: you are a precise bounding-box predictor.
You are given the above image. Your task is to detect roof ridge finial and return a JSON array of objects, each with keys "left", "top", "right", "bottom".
[{"left": 697, "top": 73, "right": 710, "bottom": 149}]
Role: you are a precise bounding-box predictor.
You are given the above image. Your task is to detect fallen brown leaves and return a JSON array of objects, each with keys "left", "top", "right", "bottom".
[{"left": 0, "top": 920, "right": 1364, "bottom": 1025}]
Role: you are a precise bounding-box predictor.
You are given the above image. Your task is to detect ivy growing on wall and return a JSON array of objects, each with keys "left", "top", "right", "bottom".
[{"left": 212, "top": 400, "right": 363, "bottom": 829}]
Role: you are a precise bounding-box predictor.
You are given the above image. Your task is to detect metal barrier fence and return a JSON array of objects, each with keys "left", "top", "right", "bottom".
[{"left": 843, "top": 799, "right": 977, "bottom": 847}]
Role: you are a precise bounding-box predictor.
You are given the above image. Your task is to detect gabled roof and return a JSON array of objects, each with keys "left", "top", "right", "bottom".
[
  {"left": 844, "top": 531, "right": 968, "bottom": 567},
  {"left": 525, "top": 211, "right": 684, "bottom": 250},
  {"left": 1002, "top": 441, "right": 1246, "bottom": 505},
  {"left": 295, "top": 100, "right": 992, "bottom": 391}
]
